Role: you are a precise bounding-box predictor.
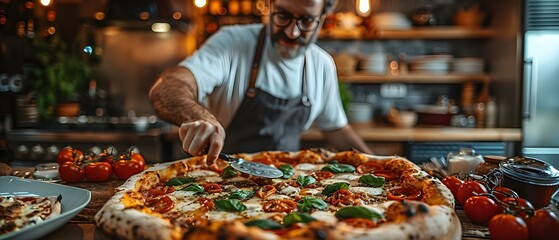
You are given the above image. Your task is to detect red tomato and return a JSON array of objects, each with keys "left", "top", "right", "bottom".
[
  {"left": 441, "top": 176, "right": 464, "bottom": 199},
  {"left": 372, "top": 170, "right": 400, "bottom": 181},
  {"left": 119, "top": 152, "right": 146, "bottom": 169},
  {"left": 463, "top": 195, "right": 500, "bottom": 224},
  {"left": 525, "top": 209, "right": 559, "bottom": 240},
  {"left": 499, "top": 197, "right": 535, "bottom": 220},
  {"left": 492, "top": 186, "right": 519, "bottom": 201},
  {"left": 129, "top": 152, "right": 146, "bottom": 169},
  {"left": 57, "top": 147, "right": 84, "bottom": 165},
  {"left": 386, "top": 187, "right": 422, "bottom": 201},
  {"left": 113, "top": 159, "right": 143, "bottom": 180},
  {"left": 58, "top": 162, "right": 85, "bottom": 183},
  {"left": 456, "top": 181, "right": 488, "bottom": 205},
  {"left": 356, "top": 162, "right": 384, "bottom": 174},
  {"left": 489, "top": 214, "right": 529, "bottom": 240},
  {"left": 84, "top": 162, "right": 113, "bottom": 182}
]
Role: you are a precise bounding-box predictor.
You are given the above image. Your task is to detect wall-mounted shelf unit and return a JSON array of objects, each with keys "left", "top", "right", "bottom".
[
  {"left": 319, "top": 27, "right": 494, "bottom": 40},
  {"left": 338, "top": 73, "right": 490, "bottom": 84}
]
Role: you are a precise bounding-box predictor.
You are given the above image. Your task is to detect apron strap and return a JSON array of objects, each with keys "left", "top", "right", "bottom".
[{"left": 247, "top": 27, "right": 266, "bottom": 98}]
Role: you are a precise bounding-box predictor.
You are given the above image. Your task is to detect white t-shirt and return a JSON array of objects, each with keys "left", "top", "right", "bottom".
[{"left": 179, "top": 24, "right": 347, "bottom": 131}]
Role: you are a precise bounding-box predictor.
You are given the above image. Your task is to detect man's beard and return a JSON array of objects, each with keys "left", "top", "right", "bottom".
[{"left": 271, "top": 31, "right": 311, "bottom": 59}]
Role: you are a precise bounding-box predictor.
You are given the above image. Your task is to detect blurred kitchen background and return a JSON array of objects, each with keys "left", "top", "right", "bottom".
[{"left": 1, "top": 0, "right": 558, "bottom": 168}]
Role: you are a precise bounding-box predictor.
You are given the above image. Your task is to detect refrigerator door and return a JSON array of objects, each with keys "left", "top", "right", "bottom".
[{"left": 522, "top": 32, "right": 559, "bottom": 167}]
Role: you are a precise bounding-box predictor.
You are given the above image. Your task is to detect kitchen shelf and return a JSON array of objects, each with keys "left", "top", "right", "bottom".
[
  {"left": 302, "top": 126, "right": 522, "bottom": 142},
  {"left": 319, "top": 27, "right": 494, "bottom": 40},
  {"left": 338, "top": 73, "right": 490, "bottom": 84}
]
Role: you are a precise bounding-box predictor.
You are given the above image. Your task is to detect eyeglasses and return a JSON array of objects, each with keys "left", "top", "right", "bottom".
[{"left": 271, "top": 12, "right": 321, "bottom": 32}]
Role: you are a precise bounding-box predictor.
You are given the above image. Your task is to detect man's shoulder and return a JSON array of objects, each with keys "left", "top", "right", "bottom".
[{"left": 216, "top": 24, "right": 262, "bottom": 39}]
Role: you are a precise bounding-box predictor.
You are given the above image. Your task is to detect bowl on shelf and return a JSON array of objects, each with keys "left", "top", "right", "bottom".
[
  {"left": 347, "top": 102, "right": 373, "bottom": 123},
  {"left": 387, "top": 108, "right": 417, "bottom": 128}
]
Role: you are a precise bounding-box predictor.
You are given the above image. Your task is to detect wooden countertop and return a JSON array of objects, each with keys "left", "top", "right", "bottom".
[
  {"left": 38, "top": 179, "right": 496, "bottom": 240},
  {"left": 302, "top": 125, "right": 522, "bottom": 142}
]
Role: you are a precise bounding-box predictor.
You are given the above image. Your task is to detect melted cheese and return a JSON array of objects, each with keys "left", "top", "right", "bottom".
[
  {"left": 310, "top": 211, "right": 338, "bottom": 224},
  {"left": 349, "top": 186, "right": 384, "bottom": 196},
  {"left": 320, "top": 178, "right": 350, "bottom": 185},
  {"left": 333, "top": 173, "right": 361, "bottom": 181},
  {"left": 188, "top": 170, "right": 219, "bottom": 177}
]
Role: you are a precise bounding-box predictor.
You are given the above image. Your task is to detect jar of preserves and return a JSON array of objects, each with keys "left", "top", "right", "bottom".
[{"left": 475, "top": 155, "right": 506, "bottom": 176}]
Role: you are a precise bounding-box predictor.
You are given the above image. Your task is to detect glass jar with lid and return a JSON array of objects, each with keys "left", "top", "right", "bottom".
[{"left": 447, "top": 148, "right": 484, "bottom": 175}]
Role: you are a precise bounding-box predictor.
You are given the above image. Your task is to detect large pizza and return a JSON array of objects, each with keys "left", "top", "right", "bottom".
[{"left": 94, "top": 149, "right": 460, "bottom": 239}]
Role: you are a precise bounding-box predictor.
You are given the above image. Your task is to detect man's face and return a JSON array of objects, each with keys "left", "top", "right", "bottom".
[{"left": 269, "top": 0, "right": 324, "bottom": 59}]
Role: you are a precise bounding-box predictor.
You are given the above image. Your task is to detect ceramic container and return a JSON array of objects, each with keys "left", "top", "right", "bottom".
[{"left": 499, "top": 156, "right": 559, "bottom": 209}]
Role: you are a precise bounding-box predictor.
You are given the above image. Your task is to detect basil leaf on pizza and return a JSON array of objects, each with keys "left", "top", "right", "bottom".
[
  {"left": 296, "top": 175, "right": 316, "bottom": 187},
  {"left": 335, "top": 206, "right": 383, "bottom": 220},
  {"left": 164, "top": 177, "right": 195, "bottom": 186},
  {"left": 283, "top": 213, "right": 316, "bottom": 226},
  {"left": 228, "top": 190, "right": 255, "bottom": 200},
  {"left": 322, "top": 182, "right": 350, "bottom": 196},
  {"left": 359, "top": 174, "right": 385, "bottom": 187},
  {"left": 179, "top": 183, "right": 204, "bottom": 193},
  {"left": 297, "top": 196, "right": 327, "bottom": 212},
  {"left": 214, "top": 199, "right": 247, "bottom": 212},
  {"left": 221, "top": 166, "right": 238, "bottom": 179},
  {"left": 278, "top": 164, "right": 294, "bottom": 179},
  {"left": 244, "top": 219, "right": 283, "bottom": 230},
  {"left": 321, "top": 163, "right": 355, "bottom": 173}
]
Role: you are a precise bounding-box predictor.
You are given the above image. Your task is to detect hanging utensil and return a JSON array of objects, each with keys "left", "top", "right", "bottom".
[{"left": 218, "top": 153, "right": 283, "bottom": 178}]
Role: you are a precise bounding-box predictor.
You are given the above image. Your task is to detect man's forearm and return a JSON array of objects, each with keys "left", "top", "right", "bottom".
[
  {"left": 322, "top": 125, "right": 372, "bottom": 154},
  {"left": 149, "top": 67, "right": 218, "bottom": 126}
]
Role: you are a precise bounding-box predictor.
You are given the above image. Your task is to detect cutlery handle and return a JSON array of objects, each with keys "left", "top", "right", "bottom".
[{"left": 218, "top": 153, "right": 237, "bottom": 162}]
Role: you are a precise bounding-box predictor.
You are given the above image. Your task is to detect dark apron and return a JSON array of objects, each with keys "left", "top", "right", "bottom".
[{"left": 222, "top": 28, "right": 311, "bottom": 154}]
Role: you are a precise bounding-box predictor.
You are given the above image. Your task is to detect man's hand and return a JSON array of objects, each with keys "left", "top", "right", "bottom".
[{"left": 178, "top": 120, "right": 226, "bottom": 165}]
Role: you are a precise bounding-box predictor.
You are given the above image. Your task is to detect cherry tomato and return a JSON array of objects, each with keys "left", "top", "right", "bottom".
[
  {"left": 456, "top": 180, "right": 488, "bottom": 206},
  {"left": 489, "top": 214, "right": 529, "bottom": 240},
  {"left": 372, "top": 170, "right": 400, "bottom": 181},
  {"left": 525, "top": 209, "right": 559, "bottom": 240},
  {"left": 492, "top": 186, "right": 519, "bottom": 201},
  {"left": 58, "top": 161, "right": 85, "bottom": 183},
  {"left": 113, "top": 159, "right": 143, "bottom": 180},
  {"left": 386, "top": 187, "right": 422, "bottom": 201},
  {"left": 57, "top": 147, "right": 84, "bottom": 165},
  {"left": 499, "top": 197, "right": 534, "bottom": 220},
  {"left": 441, "top": 176, "right": 464, "bottom": 199},
  {"left": 356, "top": 162, "right": 384, "bottom": 174},
  {"left": 119, "top": 152, "right": 146, "bottom": 169},
  {"left": 463, "top": 195, "right": 500, "bottom": 224},
  {"left": 84, "top": 162, "right": 113, "bottom": 182}
]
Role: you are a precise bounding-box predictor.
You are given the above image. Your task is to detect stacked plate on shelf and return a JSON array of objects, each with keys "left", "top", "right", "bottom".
[
  {"left": 359, "top": 53, "right": 387, "bottom": 74},
  {"left": 453, "top": 57, "right": 484, "bottom": 74},
  {"left": 409, "top": 55, "right": 453, "bottom": 75},
  {"left": 372, "top": 12, "right": 412, "bottom": 30}
]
